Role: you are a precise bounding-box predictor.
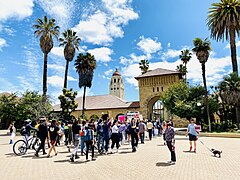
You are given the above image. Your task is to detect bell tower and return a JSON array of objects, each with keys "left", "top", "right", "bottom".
[{"left": 109, "top": 68, "right": 124, "bottom": 99}]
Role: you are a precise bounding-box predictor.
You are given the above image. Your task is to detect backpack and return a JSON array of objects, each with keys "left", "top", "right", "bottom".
[
  {"left": 84, "top": 129, "right": 93, "bottom": 142},
  {"left": 20, "top": 126, "right": 27, "bottom": 136}
]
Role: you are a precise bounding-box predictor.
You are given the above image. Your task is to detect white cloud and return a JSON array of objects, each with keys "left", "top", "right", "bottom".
[
  {"left": 88, "top": 47, "right": 113, "bottom": 62},
  {"left": 122, "top": 53, "right": 232, "bottom": 88},
  {"left": 137, "top": 36, "right": 162, "bottom": 54},
  {"left": 36, "top": 0, "right": 75, "bottom": 29},
  {"left": 48, "top": 64, "right": 65, "bottom": 74},
  {"left": 167, "top": 43, "right": 171, "bottom": 48},
  {"left": 51, "top": 47, "right": 64, "bottom": 57},
  {"left": 0, "top": 0, "right": 34, "bottom": 21},
  {"left": 225, "top": 41, "right": 240, "bottom": 49},
  {"left": 161, "top": 49, "right": 181, "bottom": 61},
  {"left": 68, "top": 76, "right": 77, "bottom": 81},
  {"left": 104, "top": 69, "right": 114, "bottom": 76},
  {"left": 48, "top": 75, "right": 63, "bottom": 88},
  {"left": 120, "top": 53, "right": 151, "bottom": 65},
  {"left": 0, "top": 38, "right": 6, "bottom": 50},
  {"left": 73, "top": 0, "right": 138, "bottom": 45}
]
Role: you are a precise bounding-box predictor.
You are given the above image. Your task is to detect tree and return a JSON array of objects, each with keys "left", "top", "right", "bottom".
[
  {"left": 74, "top": 53, "right": 96, "bottom": 118},
  {"left": 33, "top": 16, "right": 60, "bottom": 96},
  {"left": 179, "top": 49, "right": 192, "bottom": 82},
  {"left": 139, "top": 59, "right": 149, "bottom": 74},
  {"left": 218, "top": 72, "right": 240, "bottom": 128},
  {"left": 59, "top": 30, "right": 81, "bottom": 89},
  {"left": 192, "top": 38, "right": 212, "bottom": 131},
  {"left": 176, "top": 64, "right": 187, "bottom": 80},
  {"left": 58, "top": 88, "right": 78, "bottom": 121},
  {"left": 207, "top": 0, "right": 240, "bottom": 75}
]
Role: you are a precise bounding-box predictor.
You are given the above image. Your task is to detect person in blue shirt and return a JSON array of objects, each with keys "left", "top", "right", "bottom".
[{"left": 186, "top": 118, "right": 199, "bottom": 153}]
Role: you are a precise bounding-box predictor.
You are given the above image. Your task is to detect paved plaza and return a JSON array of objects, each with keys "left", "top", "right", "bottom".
[{"left": 0, "top": 132, "right": 240, "bottom": 180}]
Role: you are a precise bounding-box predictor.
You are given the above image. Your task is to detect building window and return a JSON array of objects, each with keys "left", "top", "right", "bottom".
[
  {"left": 161, "top": 87, "right": 164, "bottom": 91},
  {"left": 153, "top": 87, "right": 155, "bottom": 92},
  {"left": 117, "top": 87, "right": 119, "bottom": 90},
  {"left": 157, "top": 87, "right": 159, "bottom": 92},
  {"left": 114, "top": 79, "right": 116, "bottom": 83},
  {"left": 118, "top": 79, "right": 120, "bottom": 83},
  {"left": 111, "top": 88, "right": 113, "bottom": 90}
]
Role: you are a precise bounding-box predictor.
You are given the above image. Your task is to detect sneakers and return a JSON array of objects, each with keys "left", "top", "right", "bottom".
[
  {"left": 75, "top": 155, "right": 80, "bottom": 159},
  {"left": 132, "top": 147, "right": 136, "bottom": 152},
  {"left": 70, "top": 155, "right": 74, "bottom": 162},
  {"left": 34, "top": 153, "right": 39, "bottom": 157},
  {"left": 167, "top": 161, "right": 176, "bottom": 165}
]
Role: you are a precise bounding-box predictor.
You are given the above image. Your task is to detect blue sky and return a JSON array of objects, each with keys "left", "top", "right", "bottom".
[{"left": 0, "top": 0, "right": 238, "bottom": 104}]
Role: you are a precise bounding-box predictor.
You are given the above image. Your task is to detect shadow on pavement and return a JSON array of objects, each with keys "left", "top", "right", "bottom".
[
  {"left": 183, "top": 150, "right": 196, "bottom": 153},
  {"left": 175, "top": 137, "right": 188, "bottom": 140},
  {"left": 156, "top": 162, "right": 171, "bottom": 167},
  {"left": 119, "top": 151, "right": 133, "bottom": 154}
]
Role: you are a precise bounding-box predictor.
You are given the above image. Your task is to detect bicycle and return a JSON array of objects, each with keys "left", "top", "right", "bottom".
[{"left": 13, "top": 131, "right": 40, "bottom": 156}]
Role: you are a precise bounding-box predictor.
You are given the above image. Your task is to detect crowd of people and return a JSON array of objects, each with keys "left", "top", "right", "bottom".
[{"left": 9, "top": 116, "right": 200, "bottom": 165}]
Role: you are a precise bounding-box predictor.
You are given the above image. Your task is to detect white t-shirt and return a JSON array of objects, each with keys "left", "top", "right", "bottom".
[{"left": 112, "top": 125, "right": 118, "bottom": 133}]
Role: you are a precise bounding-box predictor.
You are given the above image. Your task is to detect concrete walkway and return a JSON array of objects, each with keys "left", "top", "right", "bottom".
[{"left": 0, "top": 133, "right": 240, "bottom": 180}]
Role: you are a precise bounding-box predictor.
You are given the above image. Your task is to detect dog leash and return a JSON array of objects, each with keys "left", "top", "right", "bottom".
[{"left": 198, "top": 138, "right": 212, "bottom": 153}]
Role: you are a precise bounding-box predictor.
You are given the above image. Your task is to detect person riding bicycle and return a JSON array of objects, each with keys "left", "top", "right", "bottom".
[{"left": 21, "top": 119, "right": 37, "bottom": 144}]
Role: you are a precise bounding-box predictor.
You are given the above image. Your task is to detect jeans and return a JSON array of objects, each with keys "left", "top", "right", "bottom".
[
  {"left": 166, "top": 141, "right": 176, "bottom": 162},
  {"left": 103, "top": 138, "right": 110, "bottom": 152},
  {"left": 111, "top": 133, "right": 119, "bottom": 149},
  {"left": 148, "top": 129, "right": 152, "bottom": 140},
  {"left": 80, "top": 136, "right": 85, "bottom": 153},
  {"left": 72, "top": 134, "right": 80, "bottom": 156},
  {"left": 85, "top": 140, "right": 94, "bottom": 160},
  {"left": 97, "top": 134, "right": 104, "bottom": 152},
  {"left": 139, "top": 132, "right": 145, "bottom": 143},
  {"left": 131, "top": 132, "right": 138, "bottom": 149}
]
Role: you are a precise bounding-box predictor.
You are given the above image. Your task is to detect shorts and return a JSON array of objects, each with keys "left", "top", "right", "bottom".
[
  {"left": 188, "top": 134, "right": 197, "bottom": 141},
  {"left": 50, "top": 140, "right": 56, "bottom": 145}
]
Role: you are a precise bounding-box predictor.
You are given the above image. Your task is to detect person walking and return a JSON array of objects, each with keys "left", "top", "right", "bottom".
[
  {"left": 162, "top": 121, "right": 167, "bottom": 145},
  {"left": 70, "top": 119, "right": 81, "bottom": 162},
  {"left": 103, "top": 120, "right": 111, "bottom": 155},
  {"left": 8, "top": 122, "right": 16, "bottom": 144},
  {"left": 80, "top": 120, "right": 86, "bottom": 155},
  {"left": 165, "top": 122, "right": 176, "bottom": 165},
  {"left": 130, "top": 118, "right": 138, "bottom": 152},
  {"left": 146, "top": 120, "right": 153, "bottom": 141},
  {"left": 138, "top": 119, "right": 146, "bottom": 144},
  {"left": 111, "top": 120, "right": 120, "bottom": 153},
  {"left": 84, "top": 124, "right": 95, "bottom": 161},
  {"left": 186, "top": 118, "right": 198, "bottom": 153},
  {"left": 47, "top": 120, "right": 59, "bottom": 158},
  {"left": 35, "top": 117, "right": 48, "bottom": 157},
  {"left": 97, "top": 119, "right": 104, "bottom": 154}
]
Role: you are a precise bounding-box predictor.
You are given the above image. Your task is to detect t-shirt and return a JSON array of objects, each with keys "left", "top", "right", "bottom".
[
  {"left": 72, "top": 124, "right": 81, "bottom": 135},
  {"left": 147, "top": 122, "right": 153, "bottom": 130},
  {"left": 112, "top": 125, "right": 118, "bottom": 134},
  {"left": 48, "top": 125, "right": 59, "bottom": 140},
  {"left": 188, "top": 124, "right": 198, "bottom": 136}
]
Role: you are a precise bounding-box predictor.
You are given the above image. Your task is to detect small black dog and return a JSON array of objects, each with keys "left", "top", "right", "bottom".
[{"left": 211, "top": 149, "right": 222, "bottom": 158}]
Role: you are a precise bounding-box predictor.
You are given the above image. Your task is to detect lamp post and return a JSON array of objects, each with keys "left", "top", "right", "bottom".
[{"left": 197, "top": 102, "right": 202, "bottom": 127}]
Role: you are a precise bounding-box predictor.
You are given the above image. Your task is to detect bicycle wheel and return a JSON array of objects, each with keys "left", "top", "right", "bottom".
[{"left": 13, "top": 140, "right": 27, "bottom": 156}]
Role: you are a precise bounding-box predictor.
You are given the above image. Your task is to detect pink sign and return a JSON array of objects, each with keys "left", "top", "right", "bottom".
[{"left": 118, "top": 115, "right": 125, "bottom": 122}]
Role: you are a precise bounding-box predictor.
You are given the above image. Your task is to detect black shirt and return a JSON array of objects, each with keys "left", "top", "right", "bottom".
[
  {"left": 48, "top": 125, "right": 59, "bottom": 140},
  {"left": 72, "top": 124, "right": 81, "bottom": 135},
  {"left": 37, "top": 123, "right": 48, "bottom": 139}
]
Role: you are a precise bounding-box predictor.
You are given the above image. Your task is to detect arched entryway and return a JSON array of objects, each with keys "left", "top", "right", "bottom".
[
  {"left": 147, "top": 96, "right": 166, "bottom": 121},
  {"left": 90, "top": 114, "right": 99, "bottom": 121}
]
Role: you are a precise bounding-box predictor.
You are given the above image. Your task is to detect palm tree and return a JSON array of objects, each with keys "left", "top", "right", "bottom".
[
  {"left": 179, "top": 49, "right": 192, "bottom": 82},
  {"left": 218, "top": 72, "right": 240, "bottom": 128},
  {"left": 207, "top": 0, "right": 240, "bottom": 75},
  {"left": 59, "top": 30, "right": 81, "bottom": 89},
  {"left": 139, "top": 59, "right": 149, "bottom": 74},
  {"left": 192, "top": 38, "right": 212, "bottom": 131},
  {"left": 176, "top": 64, "right": 187, "bottom": 80},
  {"left": 74, "top": 53, "right": 96, "bottom": 118},
  {"left": 33, "top": 16, "right": 60, "bottom": 96}
]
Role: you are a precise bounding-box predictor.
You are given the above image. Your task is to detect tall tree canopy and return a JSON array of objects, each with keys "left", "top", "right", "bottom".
[
  {"left": 33, "top": 16, "right": 60, "bottom": 96},
  {"left": 207, "top": 0, "right": 240, "bottom": 74},
  {"left": 59, "top": 30, "right": 81, "bottom": 89}
]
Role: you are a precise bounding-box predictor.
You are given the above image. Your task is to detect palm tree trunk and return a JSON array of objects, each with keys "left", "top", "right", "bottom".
[
  {"left": 43, "top": 53, "right": 48, "bottom": 96},
  {"left": 64, "top": 60, "right": 69, "bottom": 89},
  {"left": 230, "top": 26, "right": 238, "bottom": 75},
  {"left": 82, "top": 86, "right": 87, "bottom": 118},
  {"left": 184, "top": 62, "right": 187, "bottom": 83},
  {"left": 202, "top": 63, "right": 211, "bottom": 132},
  {"left": 236, "top": 106, "right": 240, "bottom": 129}
]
